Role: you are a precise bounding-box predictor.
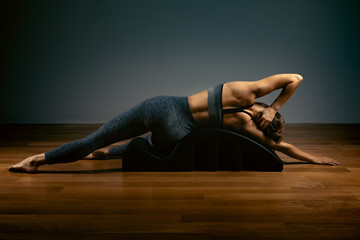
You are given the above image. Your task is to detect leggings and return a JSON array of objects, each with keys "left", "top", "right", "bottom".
[{"left": 45, "top": 96, "right": 197, "bottom": 164}]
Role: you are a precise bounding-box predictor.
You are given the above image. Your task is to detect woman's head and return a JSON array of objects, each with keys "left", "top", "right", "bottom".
[{"left": 254, "top": 102, "right": 285, "bottom": 143}]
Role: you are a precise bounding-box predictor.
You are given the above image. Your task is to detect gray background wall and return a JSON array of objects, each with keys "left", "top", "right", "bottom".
[{"left": 1, "top": 0, "right": 360, "bottom": 123}]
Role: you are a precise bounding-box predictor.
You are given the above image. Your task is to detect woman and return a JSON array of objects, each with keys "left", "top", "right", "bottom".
[{"left": 8, "top": 73, "right": 341, "bottom": 173}]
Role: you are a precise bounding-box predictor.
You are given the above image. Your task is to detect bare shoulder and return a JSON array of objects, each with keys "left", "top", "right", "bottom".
[{"left": 224, "top": 81, "right": 256, "bottom": 94}]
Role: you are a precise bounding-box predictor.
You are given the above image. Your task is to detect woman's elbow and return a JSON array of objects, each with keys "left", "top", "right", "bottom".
[
  {"left": 291, "top": 74, "right": 303, "bottom": 82},
  {"left": 285, "top": 74, "right": 303, "bottom": 88},
  {"left": 271, "top": 141, "right": 290, "bottom": 153}
]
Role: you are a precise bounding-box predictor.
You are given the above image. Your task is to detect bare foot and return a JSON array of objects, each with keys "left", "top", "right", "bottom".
[
  {"left": 8, "top": 153, "right": 46, "bottom": 173},
  {"left": 84, "top": 149, "right": 109, "bottom": 160}
]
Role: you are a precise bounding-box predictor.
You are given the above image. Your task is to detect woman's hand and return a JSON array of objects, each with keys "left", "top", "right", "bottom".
[
  {"left": 311, "top": 156, "right": 341, "bottom": 165},
  {"left": 254, "top": 107, "right": 277, "bottom": 130},
  {"left": 274, "top": 142, "right": 342, "bottom": 166}
]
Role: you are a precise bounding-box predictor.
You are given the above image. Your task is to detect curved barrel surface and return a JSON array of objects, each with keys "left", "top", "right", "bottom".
[
  {"left": 170, "top": 128, "right": 283, "bottom": 171},
  {"left": 122, "top": 129, "right": 283, "bottom": 172}
]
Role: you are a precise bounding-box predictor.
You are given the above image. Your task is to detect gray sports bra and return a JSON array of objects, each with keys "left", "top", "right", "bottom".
[{"left": 208, "top": 84, "right": 253, "bottom": 128}]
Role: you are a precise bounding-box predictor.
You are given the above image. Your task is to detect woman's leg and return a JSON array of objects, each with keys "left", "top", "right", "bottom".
[
  {"left": 104, "top": 134, "right": 152, "bottom": 158},
  {"left": 45, "top": 101, "right": 151, "bottom": 163},
  {"left": 8, "top": 99, "right": 153, "bottom": 173},
  {"left": 85, "top": 133, "right": 153, "bottom": 159},
  {"left": 84, "top": 148, "right": 110, "bottom": 160},
  {"left": 8, "top": 96, "right": 197, "bottom": 173},
  {"left": 84, "top": 142, "right": 129, "bottom": 159},
  {"left": 51, "top": 96, "right": 195, "bottom": 161}
]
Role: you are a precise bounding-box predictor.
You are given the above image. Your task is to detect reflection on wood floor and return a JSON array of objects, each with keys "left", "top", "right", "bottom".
[{"left": 1, "top": 124, "right": 360, "bottom": 240}]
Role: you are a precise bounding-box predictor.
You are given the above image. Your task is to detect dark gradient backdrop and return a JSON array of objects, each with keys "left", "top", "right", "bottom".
[{"left": 1, "top": 0, "right": 360, "bottom": 123}]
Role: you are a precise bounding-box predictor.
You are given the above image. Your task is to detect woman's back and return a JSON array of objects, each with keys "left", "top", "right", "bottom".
[{"left": 187, "top": 81, "right": 256, "bottom": 126}]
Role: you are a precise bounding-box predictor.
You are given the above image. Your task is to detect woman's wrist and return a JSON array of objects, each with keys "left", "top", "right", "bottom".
[{"left": 269, "top": 105, "right": 279, "bottom": 113}]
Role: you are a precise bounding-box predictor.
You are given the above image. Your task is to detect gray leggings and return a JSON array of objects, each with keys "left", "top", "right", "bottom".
[{"left": 45, "top": 96, "right": 197, "bottom": 164}]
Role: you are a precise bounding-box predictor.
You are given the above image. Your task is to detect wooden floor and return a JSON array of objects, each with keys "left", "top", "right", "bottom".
[{"left": 0, "top": 124, "right": 360, "bottom": 240}]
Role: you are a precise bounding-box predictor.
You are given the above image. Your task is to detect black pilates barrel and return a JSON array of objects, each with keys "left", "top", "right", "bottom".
[{"left": 122, "top": 128, "right": 283, "bottom": 172}]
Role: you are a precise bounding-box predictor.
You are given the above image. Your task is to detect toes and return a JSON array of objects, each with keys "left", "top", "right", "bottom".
[
  {"left": 8, "top": 166, "right": 24, "bottom": 173},
  {"left": 7, "top": 165, "right": 17, "bottom": 171},
  {"left": 7, "top": 165, "right": 36, "bottom": 173}
]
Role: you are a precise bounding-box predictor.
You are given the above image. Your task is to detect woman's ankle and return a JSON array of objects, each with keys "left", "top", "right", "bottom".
[
  {"left": 103, "top": 149, "right": 109, "bottom": 155},
  {"left": 30, "top": 153, "right": 48, "bottom": 166}
]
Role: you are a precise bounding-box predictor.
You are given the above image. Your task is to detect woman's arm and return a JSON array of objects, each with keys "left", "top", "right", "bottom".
[
  {"left": 274, "top": 142, "right": 341, "bottom": 165},
  {"left": 254, "top": 73, "right": 303, "bottom": 102},
  {"left": 235, "top": 118, "right": 341, "bottom": 165},
  {"left": 253, "top": 74, "right": 303, "bottom": 129}
]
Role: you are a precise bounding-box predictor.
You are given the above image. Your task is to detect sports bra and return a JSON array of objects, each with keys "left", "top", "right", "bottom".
[{"left": 208, "top": 84, "right": 253, "bottom": 128}]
